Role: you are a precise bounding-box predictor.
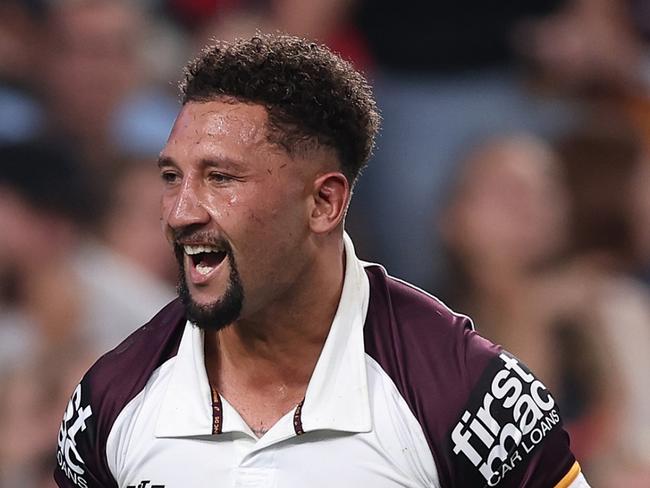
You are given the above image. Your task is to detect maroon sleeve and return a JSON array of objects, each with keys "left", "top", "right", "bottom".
[
  {"left": 363, "top": 265, "right": 577, "bottom": 487},
  {"left": 54, "top": 300, "right": 186, "bottom": 488},
  {"left": 54, "top": 377, "right": 116, "bottom": 488},
  {"left": 444, "top": 345, "right": 576, "bottom": 487}
]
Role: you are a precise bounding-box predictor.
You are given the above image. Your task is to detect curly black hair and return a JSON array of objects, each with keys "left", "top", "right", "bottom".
[{"left": 180, "top": 34, "right": 380, "bottom": 185}]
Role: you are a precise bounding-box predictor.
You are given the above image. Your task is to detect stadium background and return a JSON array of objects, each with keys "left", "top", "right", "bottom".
[{"left": 1, "top": 0, "right": 650, "bottom": 485}]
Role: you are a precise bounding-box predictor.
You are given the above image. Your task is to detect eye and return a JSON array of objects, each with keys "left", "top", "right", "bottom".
[
  {"left": 160, "top": 170, "right": 180, "bottom": 185},
  {"left": 208, "top": 172, "right": 233, "bottom": 184}
]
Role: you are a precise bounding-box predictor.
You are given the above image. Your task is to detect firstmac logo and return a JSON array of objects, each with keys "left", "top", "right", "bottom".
[
  {"left": 451, "top": 353, "right": 559, "bottom": 486},
  {"left": 57, "top": 383, "right": 93, "bottom": 488}
]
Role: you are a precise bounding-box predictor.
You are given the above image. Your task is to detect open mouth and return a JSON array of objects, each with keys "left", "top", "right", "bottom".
[{"left": 184, "top": 244, "right": 228, "bottom": 276}]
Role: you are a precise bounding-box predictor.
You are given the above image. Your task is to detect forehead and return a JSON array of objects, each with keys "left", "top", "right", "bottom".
[{"left": 168, "top": 100, "right": 269, "bottom": 147}]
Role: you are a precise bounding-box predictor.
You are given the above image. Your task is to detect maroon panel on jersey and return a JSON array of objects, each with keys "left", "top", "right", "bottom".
[
  {"left": 54, "top": 300, "right": 186, "bottom": 488},
  {"left": 363, "top": 265, "right": 576, "bottom": 487}
]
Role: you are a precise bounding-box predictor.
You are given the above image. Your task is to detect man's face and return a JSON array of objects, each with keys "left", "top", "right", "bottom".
[{"left": 159, "top": 100, "right": 314, "bottom": 330}]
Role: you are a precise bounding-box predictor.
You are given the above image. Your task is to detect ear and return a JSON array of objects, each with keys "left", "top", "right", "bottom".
[{"left": 309, "top": 172, "right": 350, "bottom": 234}]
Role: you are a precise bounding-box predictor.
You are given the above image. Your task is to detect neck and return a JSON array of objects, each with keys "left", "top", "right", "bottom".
[{"left": 205, "top": 236, "right": 346, "bottom": 388}]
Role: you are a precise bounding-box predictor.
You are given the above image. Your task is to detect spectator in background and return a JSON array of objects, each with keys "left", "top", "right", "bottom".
[
  {"left": 0, "top": 343, "right": 94, "bottom": 488},
  {"left": 555, "top": 121, "right": 650, "bottom": 486},
  {"left": 0, "top": 141, "right": 175, "bottom": 485},
  {"left": 520, "top": 0, "right": 645, "bottom": 96},
  {"left": 165, "top": 0, "right": 366, "bottom": 63},
  {"left": 0, "top": 142, "right": 93, "bottom": 368},
  {"left": 623, "top": 94, "right": 650, "bottom": 288},
  {"left": 438, "top": 133, "right": 618, "bottom": 477},
  {"left": 556, "top": 115, "right": 642, "bottom": 270},
  {"left": 439, "top": 134, "right": 579, "bottom": 387},
  {"left": 1, "top": 3, "right": 180, "bottom": 481},
  {"left": 41, "top": 0, "right": 180, "bottom": 175},
  {"left": 439, "top": 125, "right": 650, "bottom": 485},
  {"left": 101, "top": 159, "right": 178, "bottom": 285},
  {"left": 0, "top": 142, "right": 96, "bottom": 487},
  {"left": 0, "top": 0, "right": 46, "bottom": 142},
  {"left": 629, "top": 154, "right": 650, "bottom": 287},
  {"left": 347, "top": 0, "right": 581, "bottom": 289},
  {"left": 1, "top": 0, "right": 183, "bottom": 200},
  {"left": 42, "top": 0, "right": 144, "bottom": 167},
  {"left": 0, "top": 142, "right": 174, "bottom": 357}
]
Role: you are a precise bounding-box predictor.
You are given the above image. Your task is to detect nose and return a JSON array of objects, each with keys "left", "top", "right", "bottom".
[{"left": 164, "top": 177, "right": 210, "bottom": 231}]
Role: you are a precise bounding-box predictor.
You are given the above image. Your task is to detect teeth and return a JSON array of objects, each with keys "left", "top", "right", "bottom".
[
  {"left": 196, "top": 263, "right": 214, "bottom": 275},
  {"left": 184, "top": 244, "right": 221, "bottom": 255}
]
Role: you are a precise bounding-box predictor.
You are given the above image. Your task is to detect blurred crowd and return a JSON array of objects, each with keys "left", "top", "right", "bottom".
[{"left": 1, "top": 0, "right": 649, "bottom": 486}]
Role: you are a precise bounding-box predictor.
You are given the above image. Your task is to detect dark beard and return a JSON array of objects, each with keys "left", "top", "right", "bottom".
[{"left": 174, "top": 240, "right": 244, "bottom": 332}]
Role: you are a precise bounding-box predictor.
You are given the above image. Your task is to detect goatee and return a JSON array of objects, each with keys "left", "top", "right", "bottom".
[{"left": 174, "top": 238, "right": 244, "bottom": 332}]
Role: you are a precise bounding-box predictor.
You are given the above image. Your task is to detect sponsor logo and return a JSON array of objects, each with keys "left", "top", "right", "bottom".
[
  {"left": 57, "top": 383, "right": 93, "bottom": 488},
  {"left": 451, "top": 353, "right": 559, "bottom": 486},
  {"left": 127, "top": 481, "right": 165, "bottom": 488}
]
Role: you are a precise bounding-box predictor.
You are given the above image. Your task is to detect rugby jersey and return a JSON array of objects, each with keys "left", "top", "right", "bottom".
[{"left": 55, "top": 236, "right": 589, "bottom": 487}]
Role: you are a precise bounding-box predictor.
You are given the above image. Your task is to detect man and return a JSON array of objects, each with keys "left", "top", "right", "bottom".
[{"left": 55, "top": 34, "right": 589, "bottom": 487}]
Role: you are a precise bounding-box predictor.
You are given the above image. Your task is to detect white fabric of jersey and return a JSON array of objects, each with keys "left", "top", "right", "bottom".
[
  {"left": 95, "top": 235, "right": 589, "bottom": 487},
  {"left": 105, "top": 236, "right": 437, "bottom": 487}
]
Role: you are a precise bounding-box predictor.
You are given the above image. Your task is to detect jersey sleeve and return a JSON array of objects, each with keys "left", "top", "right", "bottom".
[
  {"left": 362, "top": 265, "right": 590, "bottom": 488},
  {"left": 54, "top": 378, "right": 117, "bottom": 488},
  {"left": 444, "top": 346, "right": 588, "bottom": 487},
  {"left": 53, "top": 299, "right": 186, "bottom": 488}
]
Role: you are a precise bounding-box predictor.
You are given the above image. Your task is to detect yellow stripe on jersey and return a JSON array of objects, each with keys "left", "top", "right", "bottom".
[{"left": 554, "top": 461, "right": 581, "bottom": 488}]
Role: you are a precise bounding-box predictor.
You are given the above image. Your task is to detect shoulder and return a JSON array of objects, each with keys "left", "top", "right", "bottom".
[
  {"left": 363, "top": 264, "right": 498, "bottom": 433},
  {"left": 54, "top": 299, "right": 186, "bottom": 488},
  {"left": 363, "top": 264, "right": 579, "bottom": 488},
  {"left": 363, "top": 263, "right": 496, "bottom": 391},
  {"left": 83, "top": 298, "right": 186, "bottom": 404}
]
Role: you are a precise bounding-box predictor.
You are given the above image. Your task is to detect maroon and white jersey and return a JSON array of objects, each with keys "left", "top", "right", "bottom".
[{"left": 55, "top": 236, "right": 589, "bottom": 488}]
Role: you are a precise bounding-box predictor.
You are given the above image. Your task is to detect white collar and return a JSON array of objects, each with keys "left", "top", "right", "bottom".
[{"left": 154, "top": 233, "right": 371, "bottom": 439}]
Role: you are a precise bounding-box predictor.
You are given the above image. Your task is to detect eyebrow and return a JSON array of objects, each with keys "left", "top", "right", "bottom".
[
  {"left": 157, "top": 155, "right": 248, "bottom": 173},
  {"left": 157, "top": 155, "right": 177, "bottom": 169}
]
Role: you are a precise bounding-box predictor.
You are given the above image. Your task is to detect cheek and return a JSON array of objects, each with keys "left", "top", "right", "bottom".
[
  {"left": 160, "top": 218, "right": 172, "bottom": 245},
  {"left": 239, "top": 205, "right": 285, "bottom": 244},
  {"left": 235, "top": 200, "right": 306, "bottom": 261},
  {"left": 159, "top": 195, "right": 175, "bottom": 241},
  {"left": 203, "top": 190, "right": 236, "bottom": 221},
  {"left": 250, "top": 196, "right": 306, "bottom": 235}
]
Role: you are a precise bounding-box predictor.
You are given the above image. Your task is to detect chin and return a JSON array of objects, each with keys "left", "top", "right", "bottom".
[{"left": 177, "top": 265, "right": 244, "bottom": 332}]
